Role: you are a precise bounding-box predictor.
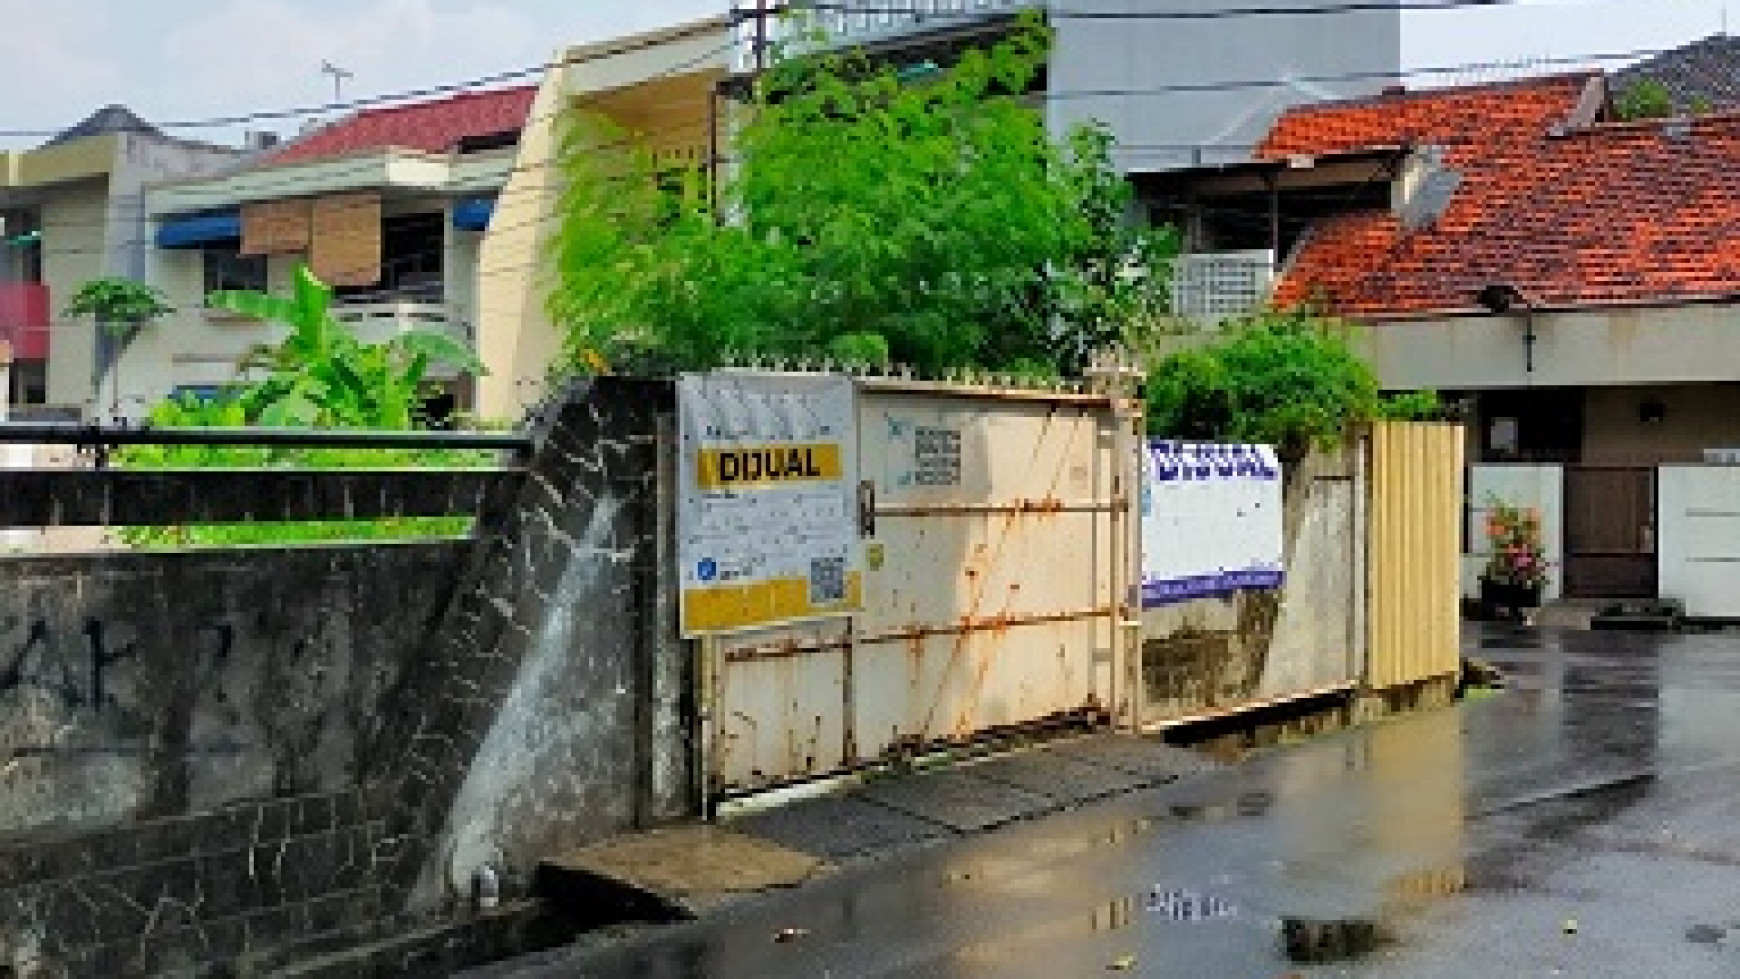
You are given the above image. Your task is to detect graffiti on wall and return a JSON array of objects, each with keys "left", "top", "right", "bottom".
[{"left": 0, "top": 589, "right": 373, "bottom": 833}]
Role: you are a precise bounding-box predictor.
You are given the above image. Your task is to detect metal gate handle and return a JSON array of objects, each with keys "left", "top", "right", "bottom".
[{"left": 859, "top": 480, "right": 877, "bottom": 538}]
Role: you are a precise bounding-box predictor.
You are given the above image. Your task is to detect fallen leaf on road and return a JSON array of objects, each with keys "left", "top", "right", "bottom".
[{"left": 1108, "top": 954, "right": 1137, "bottom": 971}]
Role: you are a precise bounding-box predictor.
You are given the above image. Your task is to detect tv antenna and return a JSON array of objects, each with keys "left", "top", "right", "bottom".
[{"left": 320, "top": 60, "right": 354, "bottom": 101}]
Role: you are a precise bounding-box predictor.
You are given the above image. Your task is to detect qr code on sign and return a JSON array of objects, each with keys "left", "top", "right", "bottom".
[{"left": 809, "top": 556, "right": 847, "bottom": 606}]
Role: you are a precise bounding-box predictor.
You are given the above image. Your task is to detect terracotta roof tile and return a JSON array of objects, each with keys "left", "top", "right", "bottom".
[
  {"left": 1264, "top": 74, "right": 1740, "bottom": 315},
  {"left": 1258, "top": 73, "right": 1594, "bottom": 161},
  {"left": 266, "top": 85, "right": 536, "bottom": 166}
]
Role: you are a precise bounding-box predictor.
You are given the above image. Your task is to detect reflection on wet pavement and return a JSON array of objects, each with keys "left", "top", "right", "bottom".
[{"left": 472, "top": 626, "right": 1740, "bottom": 978}]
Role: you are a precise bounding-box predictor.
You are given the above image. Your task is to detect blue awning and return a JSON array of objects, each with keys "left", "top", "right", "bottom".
[
  {"left": 453, "top": 196, "right": 496, "bottom": 232},
  {"left": 157, "top": 212, "right": 241, "bottom": 249}
]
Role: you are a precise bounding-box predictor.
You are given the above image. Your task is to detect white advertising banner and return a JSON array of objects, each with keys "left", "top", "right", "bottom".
[
  {"left": 1141, "top": 441, "right": 1285, "bottom": 607},
  {"left": 677, "top": 372, "right": 861, "bottom": 636}
]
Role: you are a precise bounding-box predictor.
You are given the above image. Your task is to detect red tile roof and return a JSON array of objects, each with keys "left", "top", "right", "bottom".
[
  {"left": 1264, "top": 73, "right": 1740, "bottom": 315},
  {"left": 1258, "top": 73, "right": 1595, "bottom": 160},
  {"left": 266, "top": 85, "right": 537, "bottom": 166}
]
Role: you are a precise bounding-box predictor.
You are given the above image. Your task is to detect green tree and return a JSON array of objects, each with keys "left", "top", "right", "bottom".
[
  {"left": 64, "top": 277, "right": 173, "bottom": 415},
  {"left": 1616, "top": 78, "right": 1677, "bottom": 121},
  {"left": 1144, "top": 308, "right": 1439, "bottom": 460},
  {"left": 549, "top": 15, "right": 1173, "bottom": 378}
]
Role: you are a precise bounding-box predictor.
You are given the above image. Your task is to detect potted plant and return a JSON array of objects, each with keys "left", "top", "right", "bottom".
[{"left": 1480, "top": 499, "right": 1550, "bottom": 621}]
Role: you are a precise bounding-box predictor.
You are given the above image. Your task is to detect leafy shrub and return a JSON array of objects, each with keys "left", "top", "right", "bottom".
[
  {"left": 1144, "top": 309, "right": 1441, "bottom": 458},
  {"left": 115, "top": 266, "right": 491, "bottom": 550},
  {"left": 1615, "top": 78, "right": 1676, "bottom": 121}
]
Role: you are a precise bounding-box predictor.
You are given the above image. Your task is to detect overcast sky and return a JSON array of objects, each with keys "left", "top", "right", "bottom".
[{"left": 0, "top": 0, "right": 1733, "bottom": 148}]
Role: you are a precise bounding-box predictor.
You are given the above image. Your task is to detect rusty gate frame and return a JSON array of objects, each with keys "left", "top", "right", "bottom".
[{"left": 696, "top": 376, "right": 1143, "bottom": 804}]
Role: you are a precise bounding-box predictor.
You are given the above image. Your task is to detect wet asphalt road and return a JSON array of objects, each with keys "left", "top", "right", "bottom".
[{"left": 480, "top": 626, "right": 1740, "bottom": 977}]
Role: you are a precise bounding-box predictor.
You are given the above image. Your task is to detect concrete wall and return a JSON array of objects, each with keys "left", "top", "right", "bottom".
[
  {"left": 126, "top": 245, "right": 312, "bottom": 412},
  {"left": 39, "top": 179, "right": 108, "bottom": 411},
  {"left": 474, "top": 19, "right": 734, "bottom": 422},
  {"left": 786, "top": 1, "right": 1399, "bottom": 173},
  {"left": 120, "top": 247, "right": 258, "bottom": 408},
  {"left": 1582, "top": 383, "right": 1740, "bottom": 465},
  {"left": 0, "top": 378, "right": 691, "bottom": 974},
  {"left": 0, "top": 359, "right": 26, "bottom": 555},
  {"left": 1659, "top": 465, "right": 1740, "bottom": 619},
  {"left": 446, "top": 205, "right": 484, "bottom": 361},
  {"left": 473, "top": 72, "right": 566, "bottom": 422},
  {"left": 1357, "top": 303, "right": 1740, "bottom": 392},
  {"left": 1142, "top": 446, "right": 1364, "bottom": 722},
  {"left": 34, "top": 134, "right": 244, "bottom": 417},
  {"left": 1467, "top": 464, "right": 1564, "bottom": 603},
  {"left": 1049, "top": 0, "right": 1401, "bottom": 173},
  {"left": 0, "top": 543, "right": 465, "bottom": 975},
  {"left": 0, "top": 544, "right": 464, "bottom": 833},
  {"left": 373, "top": 377, "right": 687, "bottom": 913}
]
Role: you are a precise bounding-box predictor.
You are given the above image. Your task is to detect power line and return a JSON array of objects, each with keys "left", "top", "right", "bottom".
[
  {"left": 1040, "top": 47, "right": 1659, "bottom": 98},
  {"left": 0, "top": 0, "right": 1591, "bottom": 140},
  {"left": 8, "top": 41, "right": 1677, "bottom": 262},
  {"left": 795, "top": 0, "right": 1536, "bottom": 19},
  {"left": 13, "top": 35, "right": 746, "bottom": 253},
  {"left": 12, "top": 41, "right": 1669, "bottom": 251},
  {"left": 6, "top": 104, "right": 729, "bottom": 241},
  {"left": 34, "top": 35, "right": 744, "bottom": 226},
  {"left": 0, "top": 21, "right": 739, "bottom": 141},
  {"left": 57, "top": 42, "right": 1665, "bottom": 231}
]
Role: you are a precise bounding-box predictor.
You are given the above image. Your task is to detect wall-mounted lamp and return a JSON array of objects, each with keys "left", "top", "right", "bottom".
[{"left": 1476, "top": 282, "right": 1541, "bottom": 374}]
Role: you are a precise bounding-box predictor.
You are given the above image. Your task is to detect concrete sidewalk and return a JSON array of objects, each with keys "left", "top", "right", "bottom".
[
  {"left": 732, "top": 734, "right": 1217, "bottom": 863},
  {"left": 531, "top": 734, "right": 1218, "bottom": 923}
]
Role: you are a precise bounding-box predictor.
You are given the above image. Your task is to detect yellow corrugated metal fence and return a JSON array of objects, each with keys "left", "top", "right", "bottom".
[{"left": 1366, "top": 421, "right": 1465, "bottom": 690}]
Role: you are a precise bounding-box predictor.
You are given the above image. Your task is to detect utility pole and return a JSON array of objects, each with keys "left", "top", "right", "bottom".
[
  {"left": 320, "top": 61, "right": 354, "bottom": 102},
  {"left": 754, "top": 0, "right": 769, "bottom": 73}
]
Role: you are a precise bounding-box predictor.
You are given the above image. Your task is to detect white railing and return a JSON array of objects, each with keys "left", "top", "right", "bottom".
[
  {"left": 737, "top": 0, "right": 1035, "bottom": 69},
  {"left": 334, "top": 301, "right": 473, "bottom": 373},
  {"left": 1169, "top": 250, "right": 1276, "bottom": 329}
]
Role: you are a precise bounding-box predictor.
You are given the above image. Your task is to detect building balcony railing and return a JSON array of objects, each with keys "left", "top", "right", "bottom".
[
  {"left": 0, "top": 281, "right": 50, "bottom": 361},
  {"left": 332, "top": 300, "right": 473, "bottom": 377},
  {"left": 1169, "top": 250, "right": 1276, "bottom": 329},
  {"left": 737, "top": 0, "right": 1034, "bottom": 69}
]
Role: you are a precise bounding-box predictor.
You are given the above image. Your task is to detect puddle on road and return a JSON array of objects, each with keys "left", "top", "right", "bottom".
[
  {"left": 943, "top": 817, "right": 1162, "bottom": 886},
  {"left": 1686, "top": 924, "right": 1727, "bottom": 945},
  {"left": 1480, "top": 632, "right": 1544, "bottom": 650},
  {"left": 1090, "top": 889, "right": 1242, "bottom": 934},
  {"left": 1170, "top": 791, "right": 1272, "bottom": 823},
  {"left": 1274, "top": 864, "right": 1471, "bottom": 965},
  {"left": 1282, "top": 916, "right": 1390, "bottom": 964},
  {"left": 1091, "top": 897, "right": 1140, "bottom": 933},
  {"left": 1386, "top": 866, "right": 1469, "bottom": 904},
  {"left": 1147, "top": 888, "right": 1240, "bottom": 922},
  {"left": 1236, "top": 791, "right": 1274, "bottom": 817}
]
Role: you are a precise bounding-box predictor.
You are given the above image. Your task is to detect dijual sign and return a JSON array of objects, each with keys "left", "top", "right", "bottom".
[
  {"left": 1141, "top": 442, "right": 1284, "bottom": 607},
  {"left": 677, "top": 372, "right": 862, "bottom": 636}
]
